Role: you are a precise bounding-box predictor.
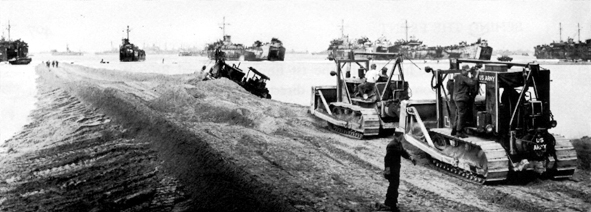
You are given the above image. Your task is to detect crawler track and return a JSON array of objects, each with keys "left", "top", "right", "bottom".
[
  {"left": 429, "top": 128, "right": 510, "bottom": 183},
  {"left": 432, "top": 158, "right": 487, "bottom": 184},
  {"left": 550, "top": 137, "right": 578, "bottom": 179},
  {"left": 325, "top": 102, "right": 381, "bottom": 138},
  {"left": 327, "top": 123, "right": 364, "bottom": 139}
]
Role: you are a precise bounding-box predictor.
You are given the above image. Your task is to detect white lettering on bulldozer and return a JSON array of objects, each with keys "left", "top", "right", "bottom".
[
  {"left": 479, "top": 75, "right": 495, "bottom": 82},
  {"left": 534, "top": 144, "right": 547, "bottom": 151}
]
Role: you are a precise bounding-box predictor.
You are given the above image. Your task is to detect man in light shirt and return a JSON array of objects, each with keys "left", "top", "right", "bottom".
[
  {"left": 365, "top": 63, "right": 380, "bottom": 83},
  {"left": 355, "top": 63, "right": 379, "bottom": 100}
]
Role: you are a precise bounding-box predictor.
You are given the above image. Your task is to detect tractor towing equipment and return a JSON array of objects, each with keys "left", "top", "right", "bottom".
[
  {"left": 310, "top": 52, "right": 425, "bottom": 138},
  {"left": 398, "top": 58, "right": 578, "bottom": 183}
]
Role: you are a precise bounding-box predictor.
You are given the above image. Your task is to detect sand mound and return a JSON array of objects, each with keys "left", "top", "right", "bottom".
[
  {"left": 0, "top": 64, "right": 376, "bottom": 211},
  {"left": 572, "top": 136, "right": 591, "bottom": 170}
]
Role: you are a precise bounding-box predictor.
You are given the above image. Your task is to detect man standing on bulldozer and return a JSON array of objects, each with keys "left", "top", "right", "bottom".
[
  {"left": 467, "top": 64, "right": 482, "bottom": 126},
  {"left": 356, "top": 64, "right": 380, "bottom": 100},
  {"left": 452, "top": 65, "right": 480, "bottom": 138},
  {"left": 377, "top": 136, "right": 416, "bottom": 212}
]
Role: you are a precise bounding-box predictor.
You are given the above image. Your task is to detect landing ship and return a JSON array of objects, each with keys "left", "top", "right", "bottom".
[
  {"left": 1, "top": 38, "right": 32, "bottom": 65},
  {"left": 120, "top": 26, "right": 146, "bottom": 62},
  {"left": 1, "top": 22, "right": 32, "bottom": 65}
]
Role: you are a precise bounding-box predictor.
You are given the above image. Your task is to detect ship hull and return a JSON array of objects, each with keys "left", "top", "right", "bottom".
[
  {"left": 207, "top": 36, "right": 284, "bottom": 62},
  {"left": 328, "top": 48, "right": 372, "bottom": 60},
  {"left": 328, "top": 41, "right": 491, "bottom": 61},
  {"left": 534, "top": 39, "right": 591, "bottom": 61},
  {"left": 51, "top": 52, "right": 83, "bottom": 56},
  {"left": 120, "top": 45, "right": 146, "bottom": 62},
  {"left": 267, "top": 46, "right": 285, "bottom": 61},
  {"left": 1, "top": 39, "right": 30, "bottom": 63},
  {"left": 8, "top": 57, "right": 32, "bottom": 65},
  {"left": 178, "top": 52, "right": 200, "bottom": 56},
  {"left": 207, "top": 48, "right": 244, "bottom": 61},
  {"left": 243, "top": 45, "right": 286, "bottom": 61}
]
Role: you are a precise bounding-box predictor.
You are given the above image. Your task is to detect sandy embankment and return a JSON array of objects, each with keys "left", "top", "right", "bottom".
[{"left": 1, "top": 64, "right": 590, "bottom": 212}]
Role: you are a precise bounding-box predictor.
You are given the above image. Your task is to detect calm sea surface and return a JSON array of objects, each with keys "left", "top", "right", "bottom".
[{"left": 1, "top": 53, "right": 589, "bottom": 142}]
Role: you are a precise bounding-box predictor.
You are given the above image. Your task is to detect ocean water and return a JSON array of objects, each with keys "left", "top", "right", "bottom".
[
  {"left": 0, "top": 63, "right": 38, "bottom": 142},
  {"left": 1, "top": 53, "right": 589, "bottom": 143}
]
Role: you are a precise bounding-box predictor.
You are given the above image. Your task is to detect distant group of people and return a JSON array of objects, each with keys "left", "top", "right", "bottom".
[{"left": 44, "top": 60, "right": 59, "bottom": 68}]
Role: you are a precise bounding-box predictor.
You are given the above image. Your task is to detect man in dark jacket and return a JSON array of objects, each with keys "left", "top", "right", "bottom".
[
  {"left": 380, "top": 136, "right": 416, "bottom": 211},
  {"left": 452, "top": 65, "right": 480, "bottom": 138}
]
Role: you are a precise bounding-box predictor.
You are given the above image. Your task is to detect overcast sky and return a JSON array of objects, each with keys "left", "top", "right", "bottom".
[{"left": 1, "top": 0, "right": 589, "bottom": 53}]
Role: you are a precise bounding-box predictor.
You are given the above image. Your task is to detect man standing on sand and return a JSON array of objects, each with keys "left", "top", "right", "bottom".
[
  {"left": 378, "top": 136, "right": 416, "bottom": 212},
  {"left": 55, "top": 60, "right": 59, "bottom": 68},
  {"left": 452, "top": 65, "right": 480, "bottom": 138}
]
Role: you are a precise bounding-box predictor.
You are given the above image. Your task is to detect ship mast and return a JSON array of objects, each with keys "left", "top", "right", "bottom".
[
  {"left": 577, "top": 23, "right": 581, "bottom": 43},
  {"left": 7, "top": 20, "right": 11, "bottom": 41},
  {"left": 340, "top": 19, "right": 345, "bottom": 38},
  {"left": 403, "top": 20, "right": 411, "bottom": 42},
  {"left": 220, "top": 16, "right": 230, "bottom": 38},
  {"left": 559, "top": 22, "right": 562, "bottom": 42},
  {"left": 126, "top": 25, "right": 130, "bottom": 40}
]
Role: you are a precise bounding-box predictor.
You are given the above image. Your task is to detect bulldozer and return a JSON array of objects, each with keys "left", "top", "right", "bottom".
[
  {"left": 206, "top": 49, "right": 272, "bottom": 99},
  {"left": 310, "top": 52, "right": 421, "bottom": 138},
  {"left": 398, "top": 58, "right": 578, "bottom": 183}
]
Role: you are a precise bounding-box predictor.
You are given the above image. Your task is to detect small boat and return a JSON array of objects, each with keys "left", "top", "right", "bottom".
[
  {"left": 8, "top": 57, "right": 32, "bottom": 65},
  {"left": 497, "top": 55, "right": 513, "bottom": 62}
]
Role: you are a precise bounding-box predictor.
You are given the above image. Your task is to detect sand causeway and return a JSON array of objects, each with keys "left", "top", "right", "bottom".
[{"left": 0, "top": 63, "right": 589, "bottom": 211}]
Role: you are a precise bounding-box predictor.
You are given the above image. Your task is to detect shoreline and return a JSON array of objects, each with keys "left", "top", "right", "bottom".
[{"left": 535, "top": 61, "right": 591, "bottom": 65}]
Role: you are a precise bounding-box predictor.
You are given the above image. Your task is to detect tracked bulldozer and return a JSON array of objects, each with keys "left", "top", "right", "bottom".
[
  {"left": 206, "top": 49, "right": 272, "bottom": 99},
  {"left": 398, "top": 58, "right": 578, "bottom": 183},
  {"left": 310, "top": 52, "right": 425, "bottom": 138}
]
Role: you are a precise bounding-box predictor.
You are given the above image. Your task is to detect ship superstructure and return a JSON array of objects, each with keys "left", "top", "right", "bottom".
[
  {"left": 534, "top": 23, "right": 591, "bottom": 61},
  {"left": 119, "top": 26, "right": 146, "bottom": 62},
  {"left": 0, "top": 21, "right": 32, "bottom": 65}
]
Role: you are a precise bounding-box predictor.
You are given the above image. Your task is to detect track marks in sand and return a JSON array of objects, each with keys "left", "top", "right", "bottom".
[{"left": 0, "top": 80, "right": 185, "bottom": 211}]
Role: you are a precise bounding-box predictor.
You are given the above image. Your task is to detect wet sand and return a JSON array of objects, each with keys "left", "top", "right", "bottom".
[{"left": 1, "top": 64, "right": 590, "bottom": 211}]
